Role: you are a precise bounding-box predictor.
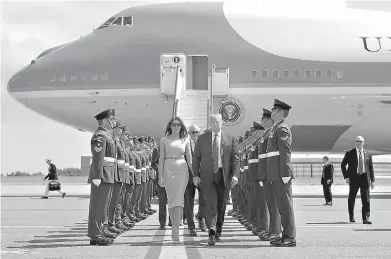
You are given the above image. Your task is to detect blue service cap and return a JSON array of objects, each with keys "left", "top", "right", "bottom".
[
  {"left": 253, "top": 121, "right": 264, "bottom": 130},
  {"left": 94, "top": 109, "right": 114, "bottom": 120},
  {"left": 273, "top": 99, "right": 292, "bottom": 110},
  {"left": 262, "top": 108, "right": 271, "bottom": 118}
]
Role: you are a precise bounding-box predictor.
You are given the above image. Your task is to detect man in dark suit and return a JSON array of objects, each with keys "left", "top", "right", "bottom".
[
  {"left": 192, "top": 114, "right": 240, "bottom": 245},
  {"left": 185, "top": 124, "right": 206, "bottom": 236},
  {"left": 321, "top": 156, "right": 334, "bottom": 206},
  {"left": 341, "top": 136, "right": 375, "bottom": 224}
]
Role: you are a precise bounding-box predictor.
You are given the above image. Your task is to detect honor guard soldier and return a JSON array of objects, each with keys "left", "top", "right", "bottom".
[
  {"left": 257, "top": 108, "right": 281, "bottom": 242},
  {"left": 266, "top": 99, "right": 296, "bottom": 247},
  {"left": 87, "top": 109, "right": 117, "bottom": 246},
  {"left": 248, "top": 121, "right": 268, "bottom": 236},
  {"left": 117, "top": 126, "right": 135, "bottom": 228},
  {"left": 107, "top": 121, "right": 130, "bottom": 234},
  {"left": 132, "top": 136, "right": 148, "bottom": 220}
]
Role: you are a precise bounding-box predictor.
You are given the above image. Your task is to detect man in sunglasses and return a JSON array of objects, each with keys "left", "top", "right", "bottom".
[
  {"left": 341, "top": 136, "right": 375, "bottom": 224},
  {"left": 185, "top": 124, "right": 207, "bottom": 234}
]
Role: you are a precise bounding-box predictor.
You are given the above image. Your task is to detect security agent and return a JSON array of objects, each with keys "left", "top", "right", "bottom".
[
  {"left": 87, "top": 109, "right": 117, "bottom": 246},
  {"left": 266, "top": 99, "right": 296, "bottom": 247}
]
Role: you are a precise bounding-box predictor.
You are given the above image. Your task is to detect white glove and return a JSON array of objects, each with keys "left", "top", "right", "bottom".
[
  {"left": 231, "top": 176, "right": 239, "bottom": 187},
  {"left": 259, "top": 181, "right": 264, "bottom": 187},
  {"left": 92, "top": 179, "right": 101, "bottom": 187},
  {"left": 282, "top": 177, "right": 291, "bottom": 184}
]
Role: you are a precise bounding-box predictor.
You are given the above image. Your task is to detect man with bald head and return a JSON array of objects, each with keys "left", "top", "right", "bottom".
[
  {"left": 184, "top": 124, "right": 206, "bottom": 235},
  {"left": 341, "top": 136, "right": 375, "bottom": 224}
]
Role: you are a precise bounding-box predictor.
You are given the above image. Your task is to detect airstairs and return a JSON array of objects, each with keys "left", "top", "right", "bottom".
[{"left": 177, "top": 90, "right": 209, "bottom": 132}]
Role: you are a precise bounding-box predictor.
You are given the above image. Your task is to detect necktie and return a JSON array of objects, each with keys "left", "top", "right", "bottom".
[
  {"left": 358, "top": 151, "right": 364, "bottom": 175},
  {"left": 213, "top": 133, "right": 219, "bottom": 173}
]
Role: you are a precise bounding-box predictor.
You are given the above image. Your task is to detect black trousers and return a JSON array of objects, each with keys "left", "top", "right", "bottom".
[
  {"left": 322, "top": 183, "right": 332, "bottom": 203},
  {"left": 184, "top": 183, "right": 204, "bottom": 230},
  {"left": 158, "top": 186, "right": 171, "bottom": 226},
  {"left": 202, "top": 169, "right": 229, "bottom": 236},
  {"left": 348, "top": 174, "right": 370, "bottom": 221}
]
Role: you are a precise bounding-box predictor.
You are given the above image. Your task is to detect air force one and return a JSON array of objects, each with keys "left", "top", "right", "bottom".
[{"left": 6, "top": 0, "right": 391, "bottom": 154}]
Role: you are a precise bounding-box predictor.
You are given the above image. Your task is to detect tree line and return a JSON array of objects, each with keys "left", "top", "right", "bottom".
[{"left": 3, "top": 167, "right": 82, "bottom": 177}]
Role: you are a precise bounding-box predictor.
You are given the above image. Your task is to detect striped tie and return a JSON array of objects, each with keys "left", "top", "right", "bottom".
[{"left": 213, "top": 133, "right": 219, "bottom": 173}]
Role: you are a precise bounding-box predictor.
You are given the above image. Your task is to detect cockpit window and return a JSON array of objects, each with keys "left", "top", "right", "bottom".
[
  {"left": 97, "top": 16, "right": 133, "bottom": 29},
  {"left": 99, "top": 17, "right": 115, "bottom": 28},
  {"left": 112, "top": 17, "right": 122, "bottom": 26},
  {"left": 123, "top": 16, "right": 133, "bottom": 26}
]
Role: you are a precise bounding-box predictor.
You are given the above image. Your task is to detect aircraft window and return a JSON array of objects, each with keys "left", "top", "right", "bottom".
[
  {"left": 315, "top": 70, "right": 322, "bottom": 78},
  {"left": 112, "top": 17, "right": 122, "bottom": 26},
  {"left": 251, "top": 70, "right": 257, "bottom": 79},
  {"left": 91, "top": 73, "right": 98, "bottom": 80},
  {"left": 293, "top": 70, "right": 300, "bottom": 78},
  {"left": 283, "top": 71, "right": 289, "bottom": 78},
  {"left": 261, "top": 70, "right": 268, "bottom": 78},
  {"left": 272, "top": 71, "right": 279, "bottom": 78},
  {"left": 50, "top": 74, "right": 56, "bottom": 82},
  {"left": 81, "top": 73, "right": 88, "bottom": 81},
  {"left": 98, "top": 17, "right": 115, "bottom": 29},
  {"left": 70, "top": 73, "right": 77, "bottom": 81},
  {"left": 336, "top": 70, "right": 344, "bottom": 79},
  {"left": 123, "top": 16, "right": 133, "bottom": 26},
  {"left": 305, "top": 70, "right": 311, "bottom": 78},
  {"left": 60, "top": 73, "right": 66, "bottom": 82},
  {"left": 326, "top": 70, "right": 332, "bottom": 78},
  {"left": 101, "top": 72, "right": 108, "bottom": 80}
]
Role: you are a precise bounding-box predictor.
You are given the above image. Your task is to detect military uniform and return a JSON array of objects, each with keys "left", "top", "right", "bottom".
[
  {"left": 107, "top": 131, "right": 129, "bottom": 233},
  {"left": 257, "top": 109, "right": 281, "bottom": 241},
  {"left": 87, "top": 109, "right": 116, "bottom": 246},
  {"left": 266, "top": 99, "right": 296, "bottom": 247},
  {"left": 248, "top": 121, "right": 269, "bottom": 235},
  {"left": 131, "top": 137, "right": 147, "bottom": 220}
]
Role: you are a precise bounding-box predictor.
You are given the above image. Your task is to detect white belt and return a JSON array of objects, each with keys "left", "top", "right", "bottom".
[
  {"left": 267, "top": 151, "right": 280, "bottom": 157},
  {"left": 104, "top": 157, "right": 116, "bottom": 163},
  {"left": 249, "top": 159, "right": 258, "bottom": 164},
  {"left": 244, "top": 166, "right": 249, "bottom": 169},
  {"left": 125, "top": 163, "right": 130, "bottom": 167},
  {"left": 142, "top": 167, "right": 146, "bottom": 171},
  {"left": 117, "top": 160, "right": 125, "bottom": 165},
  {"left": 240, "top": 168, "right": 244, "bottom": 172},
  {"left": 130, "top": 165, "right": 135, "bottom": 169},
  {"left": 258, "top": 153, "right": 268, "bottom": 159},
  {"left": 146, "top": 166, "right": 150, "bottom": 169},
  {"left": 135, "top": 169, "right": 142, "bottom": 173}
]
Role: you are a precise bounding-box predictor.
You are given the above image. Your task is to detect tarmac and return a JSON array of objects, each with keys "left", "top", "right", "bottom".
[{"left": 1, "top": 196, "right": 391, "bottom": 259}]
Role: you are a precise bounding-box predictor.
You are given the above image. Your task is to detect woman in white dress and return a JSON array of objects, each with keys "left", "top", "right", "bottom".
[{"left": 158, "top": 117, "right": 193, "bottom": 244}]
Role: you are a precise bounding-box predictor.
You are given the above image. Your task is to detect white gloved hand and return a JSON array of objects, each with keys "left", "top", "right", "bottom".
[
  {"left": 231, "top": 176, "right": 238, "bottom": 187},
  {"left": 259, "top": 181, "right": 264, "bottom": 187},
  {"left": 282, "top": 177, "right": 291, "bottom": 184},
  {"left": 92, "top": 179, "right": 101, "bottom": 187}
]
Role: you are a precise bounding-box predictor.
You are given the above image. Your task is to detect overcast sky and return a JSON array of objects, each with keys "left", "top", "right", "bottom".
[{"left": 1, "top": 0, "right": 390, "bottom": 174}]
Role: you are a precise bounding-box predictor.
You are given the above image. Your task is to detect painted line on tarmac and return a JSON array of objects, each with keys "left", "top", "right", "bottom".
[
  {"left": 1, "top": 250, "right": 29, "bottom": 254},
  {"left": 144, "top": 228, "right": 166, "bottom": 259},
  {"left": 158, "top": 226, "right": 186, "bottom": 259},
  {"left": 1, "top": 225, "right": 68, "bottom": 228}
]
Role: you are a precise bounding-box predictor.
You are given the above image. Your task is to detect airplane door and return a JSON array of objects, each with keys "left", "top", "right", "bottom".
[
  {"left": 187, "top": 55, "right": 208, "bottom": 90},
  {"left": 160, "top": 53, "right": 186, "bottom": 95}
]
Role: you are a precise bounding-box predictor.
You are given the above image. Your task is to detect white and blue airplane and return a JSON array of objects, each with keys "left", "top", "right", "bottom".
[{"left": 7, "top": 0, "right": 391, "bottom": 154}]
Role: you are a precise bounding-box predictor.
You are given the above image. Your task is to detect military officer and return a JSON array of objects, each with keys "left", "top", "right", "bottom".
[
  {"left": 132, "top": 136, "right": 148, "bottom": 220},
  {"left": 107, "top": 121, "right": 130, "bottom": 233},
  {"left": 87, "top": 109, "right": 116, "bottom": 246},
  {"left": 117, "top": 126, "right": 135, "bottom": 228},
  {"left": 257, "top": 108, "right": 281, "bottom": 242},
  {"left": 266, "top": 99, "right": 296, "bottom": 247},
  {"left": 248, "top": 121, "right": 268, "bottom": 236}
]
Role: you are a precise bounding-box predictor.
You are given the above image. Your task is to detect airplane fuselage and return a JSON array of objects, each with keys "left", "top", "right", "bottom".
[{"left": 7, "top": 1, "right": 391, "bottom": 154}]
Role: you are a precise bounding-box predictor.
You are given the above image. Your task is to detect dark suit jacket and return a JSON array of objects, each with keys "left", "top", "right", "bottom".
[
  {"left": 192, "top": 130, "right": 240, "bottom": 188},
  {"left": 321, "top": 163, "right": 334, "bottom": 184},
  {"left": 341, "top": 148, "right": 375, "bottom": 184},
  {"left": 151, "top": 146, "right": 159, "bottom": 182},
  {"left": 44, "top": 163, "right": 58, "bottom": 181}
]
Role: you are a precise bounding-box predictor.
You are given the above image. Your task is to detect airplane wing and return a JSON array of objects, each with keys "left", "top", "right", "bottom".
[{"left": 345, "top": 0, "right": 391, "bottom": 12}]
